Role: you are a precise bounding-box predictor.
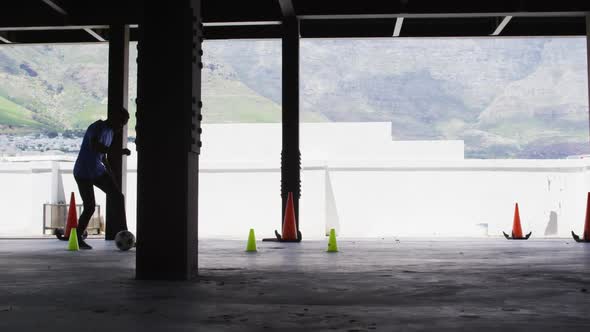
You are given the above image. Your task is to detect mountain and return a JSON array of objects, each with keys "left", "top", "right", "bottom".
[
  {"left": 0, "top": 37, "right": 588, "bottom": 158},
  {"left": 0, "top": 45, "right": 111, "bottom": 133},
  {"left": 211, "top": 38, "right": 589, "bottom": 158}
]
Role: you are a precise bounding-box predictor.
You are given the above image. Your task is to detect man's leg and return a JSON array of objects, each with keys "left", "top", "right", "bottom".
[
  {"left": 75, "top": 177, "right": 95, "bottom": 249},
  {"left": 95, "top": 173, "right": 128, "bottom": 233}
]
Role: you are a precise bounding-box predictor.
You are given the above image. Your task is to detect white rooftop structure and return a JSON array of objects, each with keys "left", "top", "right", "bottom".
[{"left": 201, "top": 122, "right": 464, "bottom": 163}]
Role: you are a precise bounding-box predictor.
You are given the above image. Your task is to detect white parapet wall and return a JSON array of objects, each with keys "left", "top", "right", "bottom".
[
  {"left": 0, "top": 122, "right": 588, "bottom": 239},
  {"left": 201, "top": 122, "right": 464, "bottom": 162}
]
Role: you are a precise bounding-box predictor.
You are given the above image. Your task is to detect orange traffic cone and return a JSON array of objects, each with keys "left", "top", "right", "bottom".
[
  {"left": 64, "top": 192, "right": 78, "bottom": 239},
  {"left": 512, "top": 203, "right": 524, "bottom": 238},
  {"left": 572, "top": 192, "right": 590, "bottom": 243},
  {"left": 503, "top": 203, "right": 531, "bottom": 240},
  {"left": 274, "top": 192, "right": 301, "bottom": 242}
]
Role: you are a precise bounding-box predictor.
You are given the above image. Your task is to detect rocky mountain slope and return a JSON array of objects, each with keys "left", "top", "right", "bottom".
[{"left": 0, "top": 37, "right": 588, "bottom": 158}]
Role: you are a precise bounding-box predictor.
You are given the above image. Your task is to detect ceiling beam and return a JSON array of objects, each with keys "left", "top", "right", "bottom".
[
  {"left": 0, "top": 25, "right": 109, "bottom": 32},
  {"left": 41, "top": 0, "right": 68, "bottom": 16},
  {"left": 0, "top": 33, "right": 11, "bottom": 44},
  {"left": 499, "top": 16, "right": 585, "bottom": 36},
  {"left": 83, "top": 28, "right": 106, "bottom": 41},
  {"left": 278, "top": 0, "right": 296, "bottom": 17},
  {"left": 204, "top": 24, "right": 282, "bottom": 39},
  {"left": 393, "top": 17, "right": 404, "bottom": 36},
  {"left": 203, "top": 21, "right": 281, "bottom": 27},
  {"left": 491, "top": 16, "right": 512, "bottom": 36},
  {"left": 0, "top": 1, "right": 139, "bottom": 29},
  {"left": 298, "top": 12, "right": 587, "bottom": 20},
  {"left": 0, "top": 26, "right": 139, "bottom": 45},
  {"left": 301, "top": 19, "right": 397, "bottom": 38},
  {"left": 0, "top": 29, "right": 96, "bottom": 44}
]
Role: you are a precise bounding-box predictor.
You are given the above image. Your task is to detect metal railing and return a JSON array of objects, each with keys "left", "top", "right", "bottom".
[{"left": 42, "top": 204, "right": 102, "bottom": 235}]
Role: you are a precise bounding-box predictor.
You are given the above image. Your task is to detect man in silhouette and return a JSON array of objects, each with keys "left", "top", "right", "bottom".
[{"left": 73, "top": 109, "right": 131, "bottom": 249}]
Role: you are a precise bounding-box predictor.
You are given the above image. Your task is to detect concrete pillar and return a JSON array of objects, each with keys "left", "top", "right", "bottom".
[
  {"left": 106, "top": 24, "right": 129, "bottom": 240},
  {"left": 587, "top": 14, "right": 590, "bottom": 142},
  {"left": 135, "top": 0, "right": 202, "bottom": 280},
  {"left": 281, "top": 17, "right": 301, "bottom": 234},
  {"left": 50, "top": 161, "right": 65, "bottom": 204}
]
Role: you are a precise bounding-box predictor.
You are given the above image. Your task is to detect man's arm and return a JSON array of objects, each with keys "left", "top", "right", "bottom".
[
  {"left": 109, "top": 146, "right": 131, "bottom": 156},
  {"left": 90, "top": 135, "right": 109, "bottom": 153},
  {"left": 91, "top": 134, "right": 131, "bottom": 156}
]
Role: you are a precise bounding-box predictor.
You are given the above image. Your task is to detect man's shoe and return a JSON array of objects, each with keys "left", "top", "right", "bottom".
[{"left": 78, "top": 238, "right": 93, "bottom": 250}]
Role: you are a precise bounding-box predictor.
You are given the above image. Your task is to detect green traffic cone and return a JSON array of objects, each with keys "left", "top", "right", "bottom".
[
  {"left": 68, "top": 228, "right": 79, "bottom": 251},
  {"left": 327, "top": 228, "right": 338, "bottom": 252},
  {"left": 246, "top": 229, "right": 257, "bottom": 252}
]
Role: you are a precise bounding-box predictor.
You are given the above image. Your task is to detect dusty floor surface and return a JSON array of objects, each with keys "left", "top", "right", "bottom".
[{"left": 0, "top": 238, "right": 589, "bottom": 331}]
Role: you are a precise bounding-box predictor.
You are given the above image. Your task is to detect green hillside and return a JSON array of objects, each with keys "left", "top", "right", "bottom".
[
  {"left": 0, "top": 39, "right": 589, "bottom": 158},
  {"left": 0, "top": 44, "right": 298, "bottom": 135},
  {"left": 202, "top": 76, "right": 325, "bottom": 123},
  {"left": 0, "top": 95, "right": 45, "bottom": 129}
]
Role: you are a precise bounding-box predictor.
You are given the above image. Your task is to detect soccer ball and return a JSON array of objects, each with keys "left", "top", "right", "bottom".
[{"left": 115, "top": 230, "right": 136, "bottom": 251}]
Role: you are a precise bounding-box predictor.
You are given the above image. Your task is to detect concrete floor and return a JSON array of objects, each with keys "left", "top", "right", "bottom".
[{"left": 0, "top": 238, "right": 589, "bottom": 331}]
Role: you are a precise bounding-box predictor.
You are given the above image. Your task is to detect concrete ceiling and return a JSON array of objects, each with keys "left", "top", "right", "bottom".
[{"left": 0, "top": 0, "right": 588, "bottom": 44}]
